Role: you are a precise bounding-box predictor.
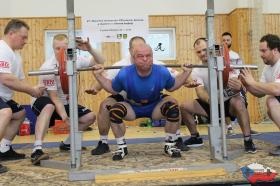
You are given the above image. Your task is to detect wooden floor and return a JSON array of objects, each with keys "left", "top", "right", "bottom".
[
  {"left": 13, "top": 121, "right": 279, "bottom": 144},
  {"left": 1, "top": 122, "right": 279, "bottom": 186}
]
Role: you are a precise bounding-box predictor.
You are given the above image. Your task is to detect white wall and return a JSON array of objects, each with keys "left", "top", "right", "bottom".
[
  {"left": 262, "top": 0, "right": 280, "bottom": 14},
  {"left": 0, "top": 0, "right": 237, "bottom": 17},
  {"left": 0, "top": 0, "right": 279, "bottom": 18}
]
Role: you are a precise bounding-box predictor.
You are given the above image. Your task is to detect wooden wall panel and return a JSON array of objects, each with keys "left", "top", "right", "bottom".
[
  {"left": 229, "top": 9, "right": 263, "bottom": 123},
  {"left": 264, "top": 14, "right": 280, "bottom": 35},
  {"left": 0, "top": 15, "right": 228, "bottom": 115},
  {"left": 0, "top": 12, "right": 279, "bottom": 123},
  {"left": 229, "top": 10, "right": 280, "bottom": 123},
  {"left": 149, "top": 15, "right": 229, "bottom": 104}
]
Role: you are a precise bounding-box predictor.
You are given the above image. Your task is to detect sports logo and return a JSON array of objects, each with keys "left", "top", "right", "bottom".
[
  {"left": 0, "top": 61, "right": 10, "bottom": 68},
  {"left": 43, "top": 79, "right": 55, "bottom": 86}
]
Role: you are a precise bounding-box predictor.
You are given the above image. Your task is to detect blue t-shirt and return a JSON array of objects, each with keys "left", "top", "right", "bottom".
[{"left": 112, "top": 64, "right": 175, "bottom": 105}]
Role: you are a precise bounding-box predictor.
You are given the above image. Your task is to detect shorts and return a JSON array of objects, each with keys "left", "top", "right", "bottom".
[
  {"left": 32, "top": 96, "right": 91, "bottom": 127},
  {"left": 0, "top": 98, "right": 24, "bottom": 113},
  {"left": 275, "top": 96, "right": 280, "bottom": 102},
  {"left": 108, "top": 94, "right": 125, "bottom": 102},
  {"left": 196, "top": 96, "right": 245, "bottom": 119}
]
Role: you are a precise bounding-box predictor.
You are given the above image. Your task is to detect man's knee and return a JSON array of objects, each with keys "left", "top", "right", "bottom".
[
  {"left": 82, "top": 112, "right": 96, "bottom": 124},
  {"left": 12, "top": 109, "right": 26, "bottom": 121},
  {"left": 0, "top": 108, "right": 12, "bottom": 119},
  {"left": 99, "top": 98, "right": 116, "bottom": 113},
  {"left": 231, "top": 97, "right": 246, "bottom": 111},
  {"left": 266, "top": 96, "right": 278, "bottom": 108},
  {"left": 109, "top": 103, "right": 127, "bottom": 124},
  {"left": 43, "top": 104, "right": 55, "bottom": 114},
  {"left": 161, "top": 101, "right": 180, "bottom": 122}
]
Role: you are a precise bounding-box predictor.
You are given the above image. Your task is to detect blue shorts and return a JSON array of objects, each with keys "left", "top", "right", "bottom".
[
  {"left": 128, "top": 94, "right": 169, "bottom": 118},
  {"left": 131, "top": 101, "right": 159, "bottom": 118}
]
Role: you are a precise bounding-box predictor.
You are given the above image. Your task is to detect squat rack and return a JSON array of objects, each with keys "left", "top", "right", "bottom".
[{"left": 37, "top": 0, "right": 239, "bottom": 181}]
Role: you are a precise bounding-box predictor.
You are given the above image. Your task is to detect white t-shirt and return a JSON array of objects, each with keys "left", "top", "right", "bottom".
[
  {"left": 260, "top": 58, "right": 280, "bottom": 83},
  {"left": 0, "top": 40, "right": 25, "bottom": 101},
  {"left": 106, "top": 56, "right": 178, "bottom": 80},
  {"left": 192, "top": 62, "right": 240, "bottom": 101},
  {"left": 229, "top": 50, "right": 243, "bottom": 76},
  {"left": 36, "top": 55, "right": 91, "bottom": 105}
]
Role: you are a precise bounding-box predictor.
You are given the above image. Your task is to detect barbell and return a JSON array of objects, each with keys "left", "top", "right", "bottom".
[{"left": 29, "top": 46, "right": 258, "bottom": 94}]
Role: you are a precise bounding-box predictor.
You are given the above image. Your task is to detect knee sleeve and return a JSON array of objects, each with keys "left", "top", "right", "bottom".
[
  {"left": 160, "top": 101, "right": 179, "bottom": 122},
  {"left": 109, "top": 103, "right": 127, "bottom": 124}
]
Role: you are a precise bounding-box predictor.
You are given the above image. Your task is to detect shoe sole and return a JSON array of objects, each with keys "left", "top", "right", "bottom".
[
  {"left": 112, "top": 153, "right": 127, "bottom": 161},
  {"left": 60, "top": 147, "right": 87, "bottom": 152},
  {"left": 186, "top": 143, "right": 204, "bottom": 147},
  {"left": 179, "top": 147, "right": 190, "bottom": 151},
  {"left": 0, "top": 166, "right": 8, "bottom": 173},
  {"left": 91, "top": 149, "right": 110, "bottom": 155},
  {"left": 164, "top": 152, "right": 182, "bottom": 158},
  {"left": 0, "top": 156, "right": 26, "bottom": 161},
  {"left": 32, "top": 154, "right": 50, "bottom": 165},
  {"left": 251, "top": 133, "right": 262, "bottom": 136},
  {"left": 245, "top": 150, "right": 257, "bottom": 154},
  {"left": 269, "top": 152, "right": 280, "bottom": 156}
]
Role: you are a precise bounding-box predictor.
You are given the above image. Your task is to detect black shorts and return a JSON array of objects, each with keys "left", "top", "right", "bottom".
[
  {"left": 196, "top": 93, "right": 248, "bottom": 121},
  {"left": 108, "top": 94, "right": 125, "bottom": 102},
  {"left": 0, "top": 98, "right": 24, "bottom": 113},
  {"left": 108, "top": 93, "right": 169, "bottom": 103},
  {"left": 32, "top": 96, "right": 92, "bottom": 127},
  {"left": 276, "top": 96, "right": 280, "bottom": 102}
]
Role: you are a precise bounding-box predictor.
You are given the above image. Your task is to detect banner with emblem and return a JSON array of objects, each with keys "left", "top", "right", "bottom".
[{"left": 82, "top": 16, "right": 149, "bottom": 43}]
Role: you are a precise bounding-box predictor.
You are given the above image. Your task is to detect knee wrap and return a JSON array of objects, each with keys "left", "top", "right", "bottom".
[
  {"left": 109, "top": 103, "right": 127, "bottom": 124},
  {"left": 160, "top": 101, "right": 179, "bottom": 122}
]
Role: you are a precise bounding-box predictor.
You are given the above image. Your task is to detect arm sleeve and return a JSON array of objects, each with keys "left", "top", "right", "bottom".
[
  {"left": 106, "top": 69, "right": 120, "bottom": 80},
  {"left": 259, "top": 69, "right": 266, "bottom": 83},
  {"left": 0, "top": 53, "right": 12, "bottom": 74},
  {"left": 111, "top": 69, "right": 125, "bottom": 92},
  {"left": 76, "top": 55, "right": 91, "bottom": 68},
  {"left": 18, "top": 61, "right": 25, "bottom": 80},
  {"left": 161, "top": 67, "right": 175, "bottom": 90}
]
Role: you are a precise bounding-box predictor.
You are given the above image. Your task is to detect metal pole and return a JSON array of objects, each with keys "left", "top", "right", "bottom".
[
  {"left": 217, "top": 56, "right": 228, "bottom": 159},
  {"left": 67, "top": 0, "right": 82, "bottom": 169},
  {"left": 206, "top": 0, "right": 223, "bottom": 161}
]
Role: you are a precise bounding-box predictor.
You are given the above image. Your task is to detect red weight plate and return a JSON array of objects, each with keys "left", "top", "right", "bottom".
[
  {"left": 223, "top": 44, "right": 231, "bottom": 86},
  {"left": 58, "top": 48, "right": 69, "bottom": 94}
]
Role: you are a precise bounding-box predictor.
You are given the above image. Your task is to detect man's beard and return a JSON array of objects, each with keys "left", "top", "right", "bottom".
[{"left": 227, "top": 44, "right": 231, "bottom": 49}]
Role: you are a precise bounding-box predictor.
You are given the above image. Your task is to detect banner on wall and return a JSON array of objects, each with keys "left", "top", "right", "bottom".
[{"left": 82, "top": 16, "right": 149, "bottom": 43}]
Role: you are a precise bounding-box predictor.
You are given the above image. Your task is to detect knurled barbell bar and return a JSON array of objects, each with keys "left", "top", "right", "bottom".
[{"left": 28, "top": 46, "right": 258, "bottom": 94}]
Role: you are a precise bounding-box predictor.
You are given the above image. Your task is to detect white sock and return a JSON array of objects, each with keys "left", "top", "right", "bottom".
[
  {"left": 165, "top": 133, "right": 176, "bottom": 142},
  {"left": 175, "top": 129, "right": 181, "bottom": 140},
  {"left": 100, "top": 135, "right": 108, "bottom": 144},
  {"left": 33, "top": 140, "right": 43, "bottom": 153},
  {"left": 0, "top": 138, "right": 11, "bottom": 153},
  {"left": 165, "top": 133, "right": 173, "bottom": 141},
  {"left": 116, "top": 136, "right": 126, "bottom": 146},
  {"left": 227, "top": 124, "right": 233, "bottom": 129},
  {"left": 63, "top": 136, "right": 71, "bottom": 145}
]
